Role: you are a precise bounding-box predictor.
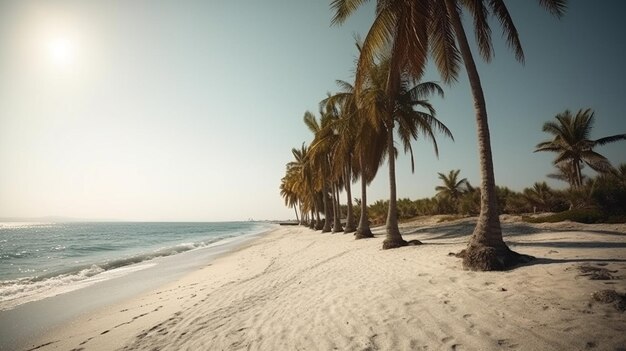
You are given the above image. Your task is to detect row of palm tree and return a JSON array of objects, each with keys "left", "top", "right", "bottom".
[
  {"left": 283, "top": 0, "right": 577, "bottom": 271},
  {"left": 327, "top": 0, "right": 569, "bottom": 270},
  {"left": 281, "top": 52, "right": 452, "bottom": 244},
  {"left": 281, "top": 0, "right": 622, "bottom": 270}
]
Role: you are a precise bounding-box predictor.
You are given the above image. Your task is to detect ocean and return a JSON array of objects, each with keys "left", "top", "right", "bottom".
[{"left": 0, "top": 221, "right": 271, "bottom": 311}]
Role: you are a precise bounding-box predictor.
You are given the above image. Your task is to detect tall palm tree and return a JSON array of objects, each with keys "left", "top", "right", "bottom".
[
  {"left": 322, "top": 88, "right": 359, "bottom": 233},
  {"left": 304, "top": 110, "right": 336, "bottom": 232},
  {"left": 435, "top": 169, "right": 469, "bottom": 202},
  {"left": 331, "top": 0, "right": 567, "bottom": 270},
  {"left": 283, "top": 144, "right": 319, "bottom": 227},
  {"left": 323, "top": 79, "right": 387, "bottom": 237},
  {"left": 319, "top": 100, "right": 346, "bottom": 233},
  {"left": 359, "top": 55, "right": 451, "bottom": 249},
  {"left": 535, "top": 108, "right": 626, "bottom": 188},
  {"left": 280, "top": 173, "right": 300, "bottom": 223}
]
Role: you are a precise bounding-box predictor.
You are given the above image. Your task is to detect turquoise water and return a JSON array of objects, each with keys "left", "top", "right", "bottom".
[{"left": 0, "top": 222, "right": 270, "bottom": 308}]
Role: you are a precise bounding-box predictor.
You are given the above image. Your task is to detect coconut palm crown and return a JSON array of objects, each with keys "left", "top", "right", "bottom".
[{"left": 535, "top": 108, "right": 626, "bottom": 188}]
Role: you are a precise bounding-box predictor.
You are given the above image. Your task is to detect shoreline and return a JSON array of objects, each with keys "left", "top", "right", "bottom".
[
  {"left": 13, "top": 219, "right": 626, "bottom": 350},
  {"left": 0, "top": 225, "right": 276, "bottom": 351}
]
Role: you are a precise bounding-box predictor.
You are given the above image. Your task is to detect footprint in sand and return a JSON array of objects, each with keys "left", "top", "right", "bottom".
[
  {"left": 497, "top": 339, "right": 520, "bottom": 349},
  {"left": 462, "top": 314, "right": 477, "bottom": 332}
]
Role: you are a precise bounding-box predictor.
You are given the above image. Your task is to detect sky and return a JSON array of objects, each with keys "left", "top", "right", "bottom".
[{"left": 0, "top": 0, "right": 624, "bottom": 222}]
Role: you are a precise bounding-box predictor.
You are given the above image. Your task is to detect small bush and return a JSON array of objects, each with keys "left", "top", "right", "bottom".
[{"left": 523, "top": 208, "right": 606, "bottom": 224}]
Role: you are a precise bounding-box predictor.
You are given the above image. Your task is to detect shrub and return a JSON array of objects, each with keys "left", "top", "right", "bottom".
[{"left": 523, "top": 208, "right": 606, "bottom": 224}]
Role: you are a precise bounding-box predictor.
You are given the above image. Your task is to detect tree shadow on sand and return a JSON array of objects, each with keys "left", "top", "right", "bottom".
[
  {"left": 507, "top": 241, "right": 626, "bottom": 249},
  {"left": 519, "top": 257, "right": 626, "bottom": 268},
  {"left": 402, "top": 220, "right": 626, "bottom": 241}
]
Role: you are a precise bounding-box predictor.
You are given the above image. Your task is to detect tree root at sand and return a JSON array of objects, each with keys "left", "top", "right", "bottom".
[{"left": 455, "top": 245, "right": 534, "bottom": 271}]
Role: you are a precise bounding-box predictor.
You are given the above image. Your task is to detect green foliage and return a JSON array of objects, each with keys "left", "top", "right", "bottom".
[
  {"left": 368, "top": 200, "right": 389, "bottom": 226},
  {"left": 592, "top": 170, "right": 626, "bottom": 215},
  {"left": 397, "top": 198, "right": 418, "bottom": 219},
  {"left": 523, "top": 208, "right": 607, "bottom": 224}
]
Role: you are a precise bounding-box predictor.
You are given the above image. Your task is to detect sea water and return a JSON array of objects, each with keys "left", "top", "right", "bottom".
[{"left": 0, "top": 221, "right": 271, "bottom": 310}]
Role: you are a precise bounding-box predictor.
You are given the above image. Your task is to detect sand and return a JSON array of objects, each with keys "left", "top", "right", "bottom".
[{"left": 23, "top": 218, "right": 626, "bottom": 350}]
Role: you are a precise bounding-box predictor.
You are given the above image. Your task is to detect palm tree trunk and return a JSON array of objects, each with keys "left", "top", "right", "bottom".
[
  {"left": 343, "top": 163, "right": 356, "bottom": 233},
  {"left": 446, "top": 0, "right": 531, "bottom": 270},
  {"left": 575, "top": 159, "right": 583, "bottom": 188},
  {"left": 332, "top": 183, "right": 343, "bottom": 233},
  {"left": 335, "top": 184, "right": 344, "bottom": 231},
  {"left": 322, "top": 181, "right": 332, "bottom": 232},
  {"left": 315, "top": 198, "right": 323, "bottom": 230},
  {"left": 383, "top": 120, "right": 407, "bottom": 249},
  {"left": 355, "top": 159, "right": 374, "bottom": 239},
  {"left": 293, "top": 206, "right": 299, "bottom": 224}
]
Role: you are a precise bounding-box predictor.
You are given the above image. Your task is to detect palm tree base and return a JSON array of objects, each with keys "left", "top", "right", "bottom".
[
  {"left": 343, "top": 225, "right": 356, "bottom": 234},
  {"left": 332, "top": 226, "right": 344, "bottom": 233},
  {"left": 315, "top": 222, "right": 324, "bottom": 231},
  {"left": 459, "top": 244, "right": 534, "bottom": 271},
  {"left": 321, "top": 220, "right": 332, "bottom": 233},
  {"left": 354, "top": 227, "right": 374, "bottom": 239},
  {"left": 382, "top": 238, "right": 408, "bottom": 250}
]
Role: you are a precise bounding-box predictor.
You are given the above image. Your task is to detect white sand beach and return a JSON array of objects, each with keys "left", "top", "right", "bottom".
[{"left": 25, "top": 218, "right": 626, "bottom": 351}]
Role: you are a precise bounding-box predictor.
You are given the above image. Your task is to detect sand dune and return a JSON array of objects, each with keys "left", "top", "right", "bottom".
[{"left": 29, "top": 219, "right": 626, "bottom": 350}]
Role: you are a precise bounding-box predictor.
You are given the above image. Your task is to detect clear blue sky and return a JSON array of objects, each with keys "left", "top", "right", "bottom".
[{"left": 0, "top": 0, "right": 624, "bottom": 221}]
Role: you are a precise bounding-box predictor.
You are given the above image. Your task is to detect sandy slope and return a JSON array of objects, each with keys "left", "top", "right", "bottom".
[{"left": 29, "top": 219, "right": 626, "bottom": 351}]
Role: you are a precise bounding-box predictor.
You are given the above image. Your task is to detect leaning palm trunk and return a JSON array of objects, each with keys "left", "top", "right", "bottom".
[
  {"left": 332, "top": 183, "right": 343, "bottom": 233},
  {"left": 574, "top": 159, "right": 583, "bottom": 188},
  {"left": 355, "top": 160, "right": 374, "bottom": 239},
  {"left": 382, "top": 121, "right": 407, "bottom": 249},
  {"left": 446, "top": 0, "right": 531, "bottom": 270},
  {"left": 309, "top": 207, "right": 316, "bottom": 229},
  {"left": 343, "top": 164, "right": 356, "bottom": 233},
  {"left": 321, "top": 181, "right": 332, "bottom": 232},
  {"left": 315, "top": 200, "right": 323, "bottom": 230}
]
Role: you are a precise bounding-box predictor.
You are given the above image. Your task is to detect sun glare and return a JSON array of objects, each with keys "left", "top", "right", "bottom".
[{"left": 48, "top": 37, "right": 75, "bottom": 67}]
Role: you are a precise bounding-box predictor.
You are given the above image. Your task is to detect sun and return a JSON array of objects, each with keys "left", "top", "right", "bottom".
[{"left": 48, "top": 37, "right": 75, "bottom": 67}]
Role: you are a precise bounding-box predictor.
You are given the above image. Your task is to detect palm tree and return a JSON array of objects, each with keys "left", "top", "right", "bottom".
[
  {"left": 280, "top": 173, "right": 300, "bottom": 223},
  {"left": 522, "top": 182, "right": 554, "bottom": 213},
  {"left": 535, "top": 108, "right": 626, "bottom": 188},
  {"left": 435, "top": 169, "right": 469, "bottom": 202},
  {"left": 318, "top": 99, "right": 346, "bottom": 233},
  {"left": 282, "top": 144, "right": 319, "bottom": 227},
  {"left": 359, "top": 56, "right": 451, "bottom": 249},
  {"left": 323, "top": 78, "right": 388, "bottom": 238},
  {"left": 331, "top": 0, "right": 567, "bottom": 270},
  {"left": 304, "top": 110, "right": 337, "bottom": 233},
  {"left": 547, "top": 162, "right": 584, "bottom": 188},
  {"left": 323, "top": 87, "right": 358, "bottom": 233}
]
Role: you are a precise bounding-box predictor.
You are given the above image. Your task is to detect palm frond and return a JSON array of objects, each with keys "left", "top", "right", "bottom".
[
  {"left": 428, "top": 0, "right": 461, "bottom": 83},
  {"left": 488, "top": 0, "right": 524, "bottom": 63},
  {"left": 538, "top": 0, "right": 567, "bottom": 18},
  {"left": 594, "top": 133, "right": 626, "bottom": 146},
  {"left": 330, "top": 0, "right": 371, "bottom": 25},
  {"left": 462, "top": 0, "right": 494, "bottom": 61}
]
